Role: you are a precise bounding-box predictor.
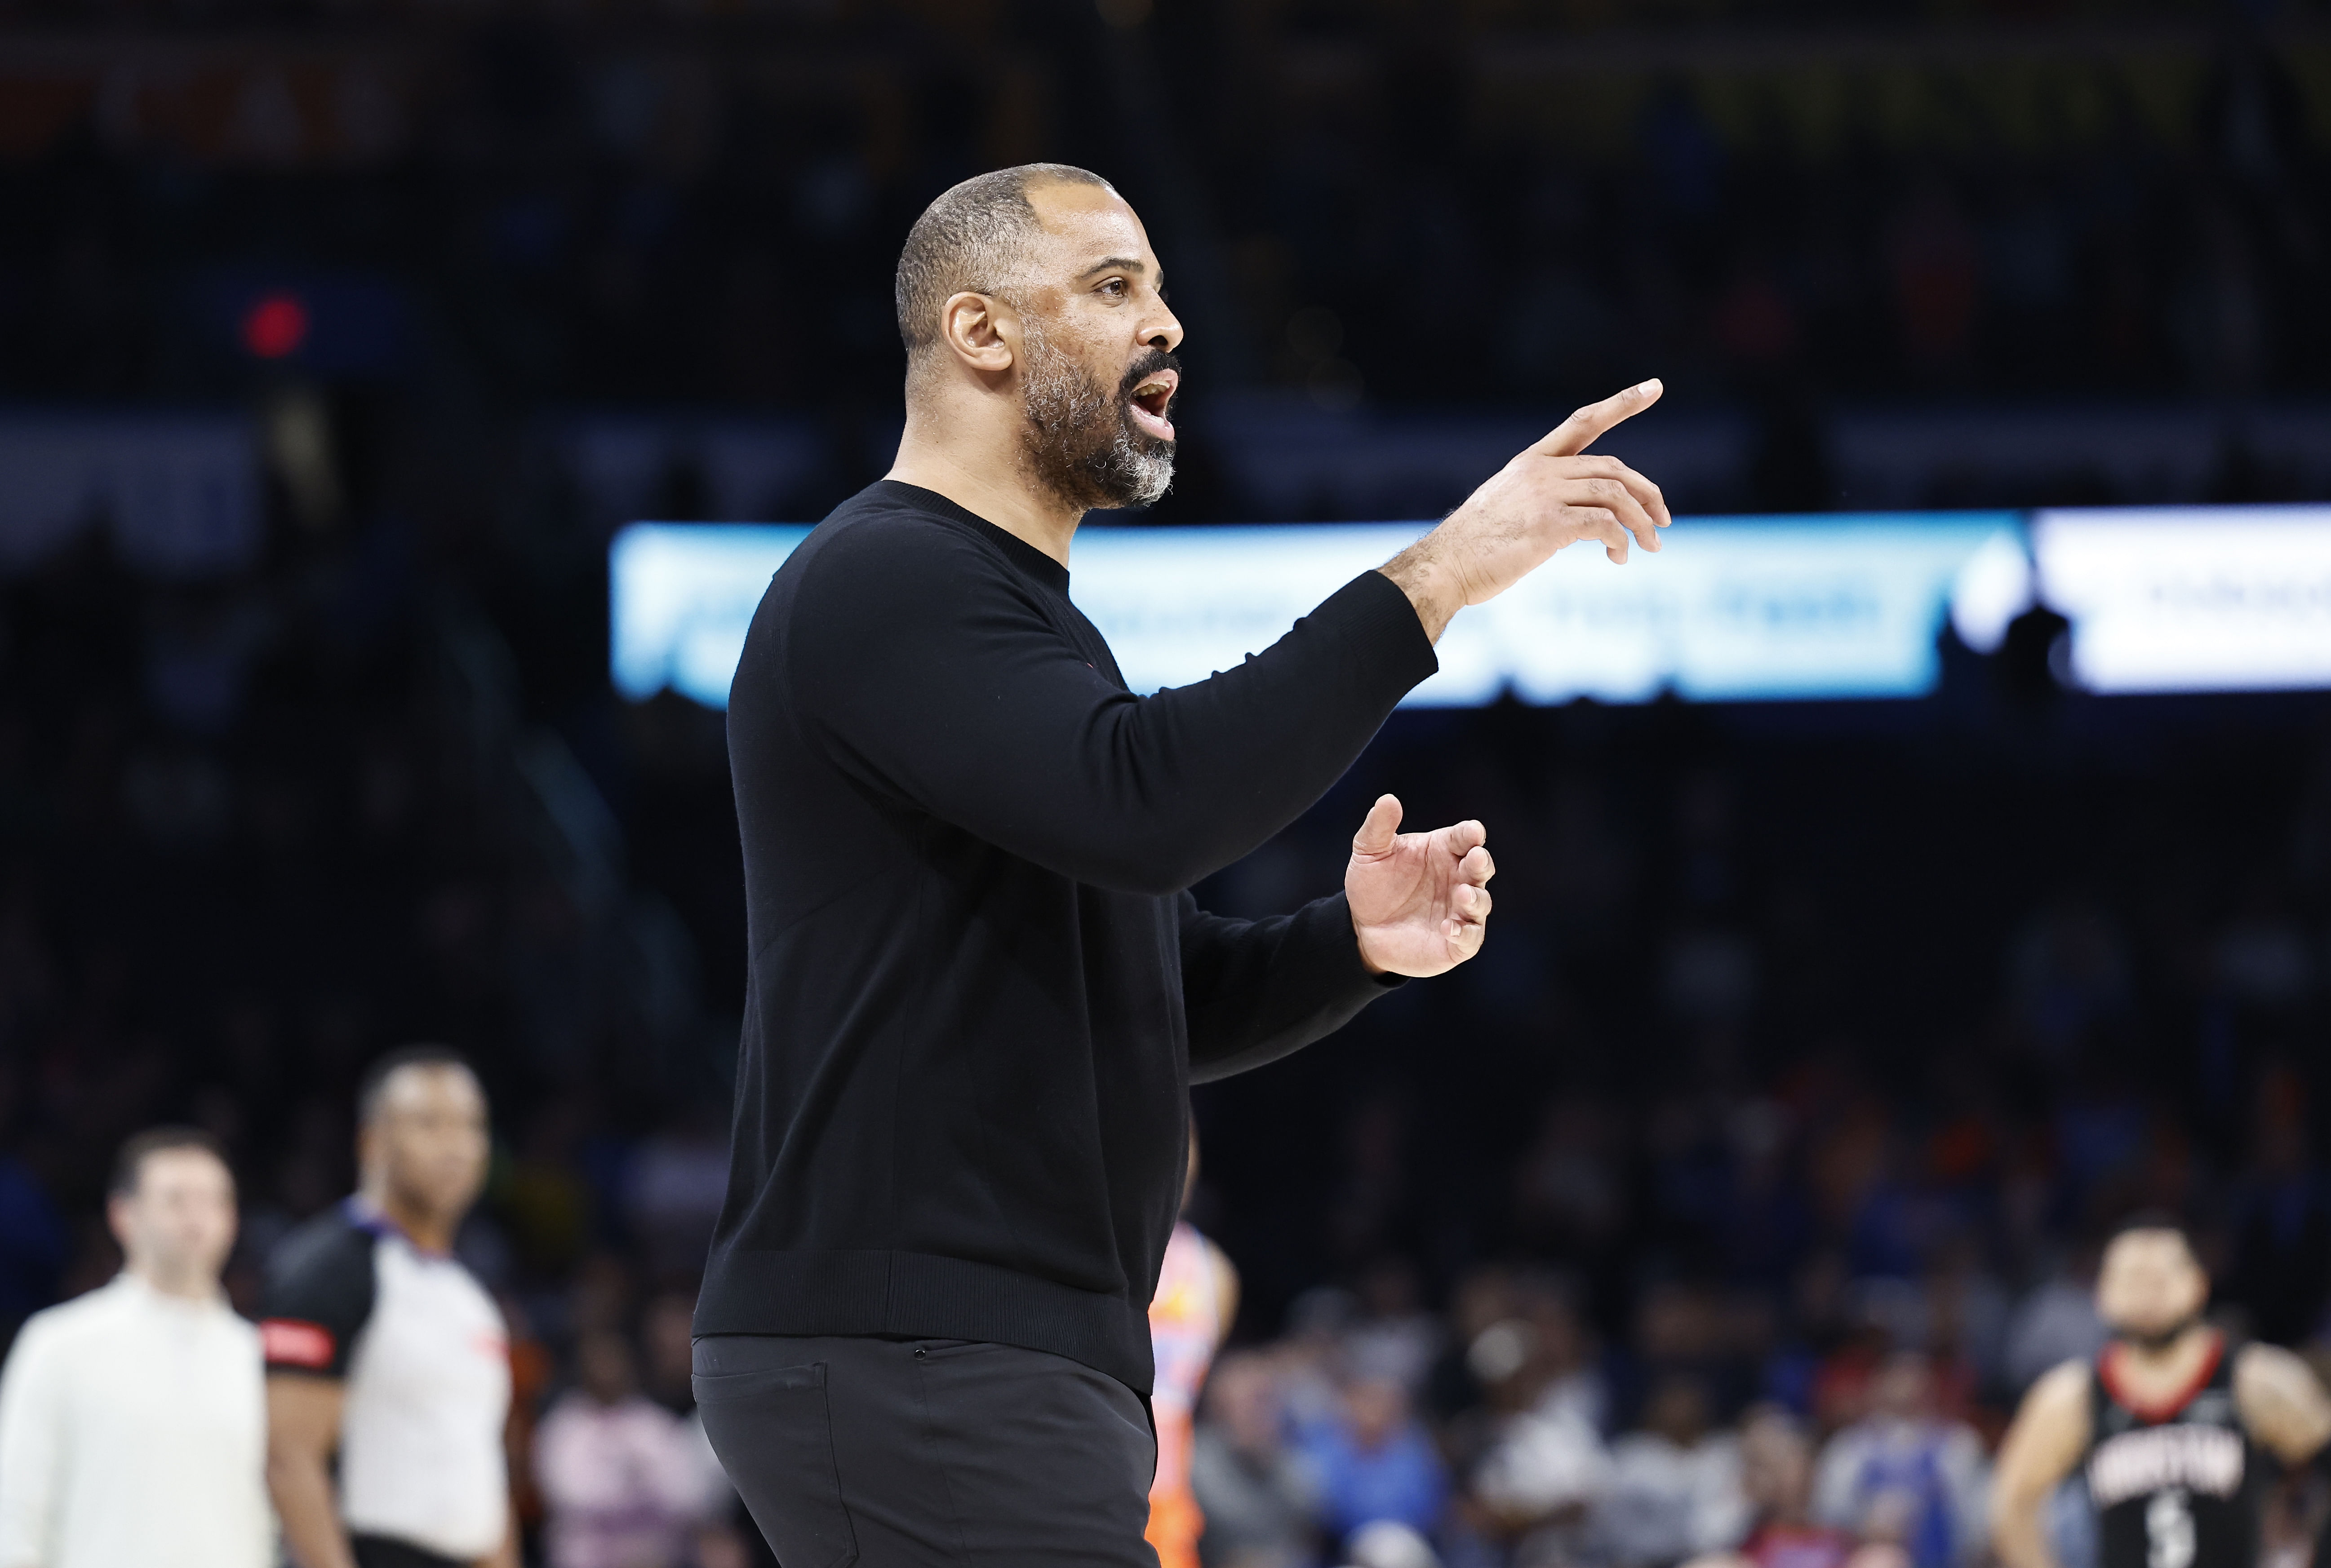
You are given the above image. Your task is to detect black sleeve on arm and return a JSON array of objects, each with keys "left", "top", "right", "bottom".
[
  {"left": 1181, "top": 890, "right": 1403, "bottom": 1084},
  {"left": 789, "top": 523, "right": 1438, "bottom": 896},
  {"left": 258, "top": 1215, "right": 377, "bottom": 1379}
]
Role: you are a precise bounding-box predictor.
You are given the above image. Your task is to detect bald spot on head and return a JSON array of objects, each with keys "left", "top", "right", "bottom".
[{"left": 893, "top": 163, "right": 1117, "bottom": 366}]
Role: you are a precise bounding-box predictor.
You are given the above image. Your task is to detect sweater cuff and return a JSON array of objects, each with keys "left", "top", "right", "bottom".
[
  {"left": 1310, "top": 570, "right": 1441, "bottom": 700},
  {"left": 1310, "top": 890, "right": 1410, "bottom": 995}
]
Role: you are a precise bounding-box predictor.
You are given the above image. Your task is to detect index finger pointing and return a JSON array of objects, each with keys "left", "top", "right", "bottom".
[{"left": 1530, "top": 377, "right": 1664, "bottom": 460}]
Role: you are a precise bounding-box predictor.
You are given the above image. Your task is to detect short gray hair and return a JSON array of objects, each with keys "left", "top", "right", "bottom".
[{"left": 894, "top": 164, "right": 1115, "bottom": 358}]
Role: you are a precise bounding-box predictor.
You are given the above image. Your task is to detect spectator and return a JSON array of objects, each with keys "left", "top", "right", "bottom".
[
  {"left": 1341, "top": 1519, "right": 1444, "bottom": 1568},
  {"left": 1192, "top": 1352, "right": 1320, "bottom": 1568},
  {"left": 534, "top": 1329, "right": 721, "bottom": 1568},
  {"left": 1299, "top": 1374, "right": 1450, "bottom": 1554},
  {"left": 1594, "top": 1375, "right": 1748, "bottom": 1567},
  {"left": 1812, "top": 1354, "right": 1989, "bottom": 1568},
  {"left": 1471, "top": 1378, "right": 1611, "bottom": 1561},
  {"left": 1347, "top": 1256, "right": 1444, "bottom": 1393},
  {"left": 0, "top": 1128, "right": 269, "bottom": 1568},
  {"left": 1687, "top": 1407, "right": 1908, "bottom": 1568},
  {"left": 2002, "top": 1248, "right": 2105, "bottom": 1399}
]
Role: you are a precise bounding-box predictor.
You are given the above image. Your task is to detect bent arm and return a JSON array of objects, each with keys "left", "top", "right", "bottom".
[
  {"left": 783, "top": 527, "right": 1437, "bottom": 897},
  {"left": 2235, "top": 1343, "right": 2331, "bottom": 1466},
  {"left": 266, "top": 1375, "right": 356, "bottom": 1568},
  {"left": 1179, "top": 893, "right": 1398, "bottom": 1081},
  {"left": 1990, "top": 1362, "right": 2092, "bottom": 1568}
]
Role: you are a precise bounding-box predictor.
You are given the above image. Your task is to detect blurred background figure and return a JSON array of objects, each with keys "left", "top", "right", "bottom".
[
  {"left": 0, "top": 1128, "right": 268, "bottom": 1568},
  {"left": 534, "top": 1328, "right": 724, "bottom": 1568},
  {"left": 1152, "top": 1125, "right": 1243, "bottom": 1568},
  {"left": 1299, "top": 1373, "right": 1451, "bottom": 1558},
  {"left": 1812, "top": 1354, "right": 1990, "bottom": 1568},
  {"left": 1190, "top": 1351, "right": 1319, "bottom": 1568},
  {"left": 1596, "top": 1376, "right": 1748, "bottom": 1567},
  {"left": 1990, "top": 1219, "right": 2331, "bottom": 1568},
  {"left": 1686, "top": 1407, "right": 1909, "bottom": 1568},
  {"left": 261, "top": 1049, "right": 514, "bottom": 1568}
]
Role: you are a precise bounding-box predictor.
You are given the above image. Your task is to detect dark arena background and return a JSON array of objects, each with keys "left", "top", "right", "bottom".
[{"left": 2, "top": 4, "right": 2331, "bottom": 1568}]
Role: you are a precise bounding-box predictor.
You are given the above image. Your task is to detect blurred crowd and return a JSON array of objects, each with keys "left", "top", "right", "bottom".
[{"left": 0, "top": 0, "right": 2328, "bottom": 476}]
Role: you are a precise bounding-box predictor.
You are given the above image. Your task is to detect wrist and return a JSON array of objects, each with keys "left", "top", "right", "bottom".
[
  {"left": 1349, "top": 902, "right": 1389, "bottom": 975},
  {"left": 1376, "top": 542, "right": 1461, "bottom": 645}
]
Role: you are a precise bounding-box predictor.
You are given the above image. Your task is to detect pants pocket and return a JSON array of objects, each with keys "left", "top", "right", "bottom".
[{"left": 694, "top": 1360, "right": 859, "bottom": 1568}]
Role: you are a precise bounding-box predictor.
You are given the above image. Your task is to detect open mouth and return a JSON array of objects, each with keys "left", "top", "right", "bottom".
[{"left": 1126, "top": 369, "right": 1178, "bottom": 442}]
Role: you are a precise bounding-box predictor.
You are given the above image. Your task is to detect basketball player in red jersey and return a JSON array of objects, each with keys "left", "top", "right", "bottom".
[
  {"left": 1146, "top": 1126, "right": 1239, "bottom": 1568},
  {"left": 1992, "top": 1218, "right": 2331, "bottom": 1568}
]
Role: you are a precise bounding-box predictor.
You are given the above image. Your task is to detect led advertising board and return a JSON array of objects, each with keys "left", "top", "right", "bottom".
[
  {"left": 612, "top": 513, "right": 2028, "bottom": 709},
  {"left": 2030, "top": 505, "right": 2331, "bottom": 695}
]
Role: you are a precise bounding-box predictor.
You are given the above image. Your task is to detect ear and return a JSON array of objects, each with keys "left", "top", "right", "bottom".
[
  {"left": 937, "top": 290, "right": 1018, "bottom": 377},
  {"left": 106, "top": 1194, "right": 134, "bottom": 1253}
]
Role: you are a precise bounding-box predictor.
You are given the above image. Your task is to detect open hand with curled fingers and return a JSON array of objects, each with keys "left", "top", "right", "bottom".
[{"left": 1346, "top": 793, "right": 1496, "bottom": 979}]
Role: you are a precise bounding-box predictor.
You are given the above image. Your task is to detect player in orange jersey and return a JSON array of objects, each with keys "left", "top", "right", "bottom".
[{"left": 1147, "top": 1125, "right": 1242, "bottom": 1568}]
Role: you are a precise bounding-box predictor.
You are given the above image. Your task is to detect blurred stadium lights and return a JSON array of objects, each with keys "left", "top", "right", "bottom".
[
  {"left": 240, "top": 292, "right": 311, "bottom": 360},
  {"left": 611, "top": 505, "right": 2331, "bottom": 711},
  {"left": 200, "top": 270, "right": 409, "bottom": 378}
]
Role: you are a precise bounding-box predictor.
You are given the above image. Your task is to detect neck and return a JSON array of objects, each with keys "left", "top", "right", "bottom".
[
  {"left": 2116, "top": 1320, "right": 2213, "bottom": 1370},
  {"left": 127, "top": 1258, "right": 216, "bottom": 1302},
  {"left": 360, "top": 1179, "right": 459, "bottom": 1254},
  {"left": 887, "top": 403, "right": 1082, "bottom": 567}
]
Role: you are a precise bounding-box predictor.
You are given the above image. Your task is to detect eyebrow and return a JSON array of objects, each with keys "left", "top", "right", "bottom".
[{"left": 1079, "top": 255, "right": 1150, "bottom": 281}]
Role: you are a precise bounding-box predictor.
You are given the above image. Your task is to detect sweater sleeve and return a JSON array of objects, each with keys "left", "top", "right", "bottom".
[
  {"left": 1179, "top": 891, "right": 1403, "bottom": 1082},
  {"left": 0, "top": 1315, "right": 63, "bottom": 1568},
  {"left": 785, "top": 518, "right": 1439, "bottom": 896}
]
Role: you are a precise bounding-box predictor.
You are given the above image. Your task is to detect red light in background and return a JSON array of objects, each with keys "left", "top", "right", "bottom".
[{"left": 241, "top": 292, "right": 310, "bottom": 359}]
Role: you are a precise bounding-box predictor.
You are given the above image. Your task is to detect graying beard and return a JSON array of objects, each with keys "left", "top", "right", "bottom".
[{"left": 1018, "top": 319, "right": 1174, "bottom": 510}]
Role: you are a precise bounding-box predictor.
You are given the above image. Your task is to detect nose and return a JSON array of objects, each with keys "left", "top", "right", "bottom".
[{"left": 1145, "top": 300, "right": 1184, "bottom": 354}]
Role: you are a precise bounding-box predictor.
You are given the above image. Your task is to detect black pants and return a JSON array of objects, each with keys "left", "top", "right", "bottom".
[
  {"left": 350, "top": 1536, "right": 466, "bottom": 1568},
  {"left": 693, "top": 1333, "right": 1159, "bottom": 1568}
]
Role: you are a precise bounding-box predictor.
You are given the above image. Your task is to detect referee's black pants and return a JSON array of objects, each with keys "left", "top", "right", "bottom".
[{"left": 693, "top": 1333, "right": 1160, "bottom": 1568}]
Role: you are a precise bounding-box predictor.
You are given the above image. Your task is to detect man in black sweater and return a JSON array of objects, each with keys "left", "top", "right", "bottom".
[{"left": 693, "top": 163, "right": 1670, "bottom": 1566}]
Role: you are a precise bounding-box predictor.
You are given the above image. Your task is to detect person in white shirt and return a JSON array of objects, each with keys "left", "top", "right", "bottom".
[
  {"left": 1594, "top": 1376, "right": 1750, "bottom": 1567},
  {"left": 0, "top": 1126, "right": 271, "bottom": 1568}
]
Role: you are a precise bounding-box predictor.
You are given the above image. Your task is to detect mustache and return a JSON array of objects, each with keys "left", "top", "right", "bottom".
[{"left": 1119, "top": 348, "right": 1183, "bottom": 408}]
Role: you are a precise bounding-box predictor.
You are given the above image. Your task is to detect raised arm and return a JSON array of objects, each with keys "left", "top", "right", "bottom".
[
  {"left": 785, "top": 525, "right": 1436, "bottom": 897},
  {"left": 1990, "top": 1362, "right": 2094, "bottom": 1568}
]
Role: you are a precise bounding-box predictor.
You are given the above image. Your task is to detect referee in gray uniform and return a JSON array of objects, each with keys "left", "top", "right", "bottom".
[
  {"left": 696, "top": 161, "right": 1670, "bottom": 1565},
  {"left": 262, "top": 1049, "right": 514, "bottom": 1568}
]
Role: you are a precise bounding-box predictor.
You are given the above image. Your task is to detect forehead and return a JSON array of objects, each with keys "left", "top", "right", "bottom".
[
  {"left": 1025, "top": 182, "right": 1154, "bottom": 273},
  {"left": 380, "top": 1063, "right": 485, "bottom": 1116},
  {"left": 2105, "top": 1231, "right": 2196, "bottom": 1272},
  {"left": 138, "top": 1146, "right": 231, "bottom": 1190}
]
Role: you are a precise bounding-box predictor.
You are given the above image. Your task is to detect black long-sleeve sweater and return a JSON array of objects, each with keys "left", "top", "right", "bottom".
[{"left": 696, "top": 480, "right": 1440, "bottom": 1392}]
